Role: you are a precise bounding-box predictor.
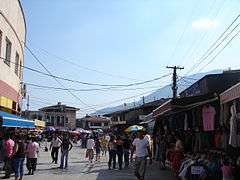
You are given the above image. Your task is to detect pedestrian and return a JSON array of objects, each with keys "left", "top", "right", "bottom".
[
  {"left": 116, "top": 136, "right": 124, "bottom": 170},
  {"left": 132, "top": 130, "right": 152, "bottom": 180},
  {"left": 159, "top": 135, "right": 167, "bottom": 170},
  {"left": 50, "top": 134, "right": 62, "bottom": 164},
  {"left": 26, "top": 137, "right": 39, "bottom": 175},
  {"left": 123, "top": 134, "right": 131, "bottom": 168},
  {"left": 172, "top": 138, "right": 184, "bottom": 176},
  {"left": 95, "top": 138, "right": 101, "bottom": 162},
  {"left": 108, "top": 135, "right": 117, "bottom": 170},
  {"left": 100, "top": 136, "right": 108, "bottom": 156},
  {"left": 60, "top": 136, "right": 73, "bottom": 169},
  {"left": 2, "top": 133, "right": 15, "bottom": 179},
  {"left": 86, "top": 136, "right": 95, "bottom": 163},
  {"left": 12, "top": 135, "right": 26, "bottom": 180}
]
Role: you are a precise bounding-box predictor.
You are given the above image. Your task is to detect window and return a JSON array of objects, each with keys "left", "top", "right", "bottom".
[
  {"left": 57, "top": 116, "right": 60, "bottom": 125},
  {"left": 94, "top": 123, "right": 101, "bottom": 126},
  {"left": 65, "top": 117, "right": 68, "bottom": 124},
  {"left": 0, "top": 30, "right": 2, "bottom": 57},
  {"left": 19, "top": 61, "right": 22, "bottom": 78},
  {"left": 15, "top": 52, "right": 19, "bottom": 75},
  {"left": 5, "top": 38, "right": 11, "bottom": 66}
]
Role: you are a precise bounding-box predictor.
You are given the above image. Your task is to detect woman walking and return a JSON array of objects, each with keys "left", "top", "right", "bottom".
[{"left": 12, "top": 136, "right": 26, "bottom": 180}]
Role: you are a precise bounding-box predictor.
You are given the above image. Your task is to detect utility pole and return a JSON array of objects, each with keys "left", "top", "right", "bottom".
[
  {"left": 142, "top": 96, "right": 145, "bottom": 105},
  {"left": 167, "top": 66, "right": 184, "bottom": 98}
]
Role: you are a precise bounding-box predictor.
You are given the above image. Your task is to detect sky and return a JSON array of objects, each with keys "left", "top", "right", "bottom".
[{"left": 21, "top": 0, "right": 240, "bottom": 117}]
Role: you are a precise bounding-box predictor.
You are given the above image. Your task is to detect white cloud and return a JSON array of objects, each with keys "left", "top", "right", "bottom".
[{"left": 192, "top": 18, "right": 219, "bottom": 30}]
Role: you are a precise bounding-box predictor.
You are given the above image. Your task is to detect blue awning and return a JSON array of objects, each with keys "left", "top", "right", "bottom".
[{"left": 0, "top": 111, "right": 35, "bottom": 128}]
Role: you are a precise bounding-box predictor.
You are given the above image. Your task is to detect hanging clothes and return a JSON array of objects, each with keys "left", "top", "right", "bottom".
[
  {"left": 229, "top": 101, "right": 240, "bottom": 147},
  {"left": 202, "top": 105, "right": 216, "bottom": 131}
]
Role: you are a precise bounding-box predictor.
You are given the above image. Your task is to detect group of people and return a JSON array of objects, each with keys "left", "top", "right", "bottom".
[
  {"left": 49, "top": 134, "right": 73, "bottom": 169},
  {"left": 0, "top": 130, "right": 154, "bottom": 180},
  {"left": 155, "top": 129, "right": 240, "bottom": 180},
  {"left": 0, "top": 133, "right": 39, "bottom": 180},
  {"left": 84, "top": 131, "right": 153, "bottom": 180}
]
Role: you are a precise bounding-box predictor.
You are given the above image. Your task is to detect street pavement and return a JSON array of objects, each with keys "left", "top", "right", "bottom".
[{"left": 1, "top": 144, "right": 175, "bottom": 180}]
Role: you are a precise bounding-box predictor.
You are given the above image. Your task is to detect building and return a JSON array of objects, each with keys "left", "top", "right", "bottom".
[
  {"left": 0, "top": 0, "right": 26, "bottom": 114},
  {"left": 180, "top": 70, "right": 240, "bottom": 97},
  {"left": 77, "top": 115, "right": 111, "bottom": 130},
  {"left": 104, "top": 99, "right": 167, "bottom": 126},
  {"left": 23, "top": 102, "right": 80, "bottom": 129}
]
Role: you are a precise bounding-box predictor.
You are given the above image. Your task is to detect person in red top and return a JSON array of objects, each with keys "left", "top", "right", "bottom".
[
  {"left": 172, "top": 138, "right": 184, "bottom": 176},
  {"left": 2, "top": 133, "right": 15, "bottom": 179}
]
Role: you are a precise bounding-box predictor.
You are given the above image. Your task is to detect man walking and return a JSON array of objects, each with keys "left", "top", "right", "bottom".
[
  {"left": 50, "top": 134, "right": 62, "bottom": 164},
  {"left": 26, "top": 137, "right": 39, "bottom": 175},
  {"left": 132, "top": 131, "right": 152, "bottom": 180},
  {"left": 116, "top": 136, "right": 124, "bottom": 170},
  {"left": 60, "top": 136, "right": 73, "bottom": 169},
  {"left": 2, "top": 133, "right": 14, "bottom": 179},
  {"left": 86, "top": 136, "right": 95, "bottom": 163}
]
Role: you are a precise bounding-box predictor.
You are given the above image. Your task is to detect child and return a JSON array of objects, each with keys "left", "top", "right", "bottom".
[{"left": 221, "top": 158, "right": 234, "bottom": 180}]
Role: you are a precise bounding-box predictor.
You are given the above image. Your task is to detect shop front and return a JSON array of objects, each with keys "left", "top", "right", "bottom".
[
  {"left": 0, "top": 110, "right": 35, "bottom": 128},
  {"left": 220, "top": 82, "right": 240, "bottom": 154},
  {"left": 153, "top": 94, "right": 221, "bottom": 154}
]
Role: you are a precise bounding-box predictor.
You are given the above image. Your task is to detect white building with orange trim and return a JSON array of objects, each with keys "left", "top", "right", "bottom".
[{"left": 0, "top": 0, "right": 26, "bottom": 114}]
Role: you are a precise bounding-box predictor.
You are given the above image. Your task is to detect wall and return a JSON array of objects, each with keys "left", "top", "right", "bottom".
[{"left": 0, "top": 0, "right": 26, "bottom": 111}]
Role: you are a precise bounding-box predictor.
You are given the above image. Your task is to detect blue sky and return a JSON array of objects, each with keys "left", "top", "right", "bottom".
[{"left": 21, "top": 0, "right": 240, "bottom": 116}]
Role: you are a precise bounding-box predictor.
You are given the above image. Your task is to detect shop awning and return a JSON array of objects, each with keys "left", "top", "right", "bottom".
[
  {"left": 140, "top": 113, "right": 154, "bottom": 124},
  {"left": 153, "top": 100, "right": 172, "bottom": 117},
  {"left": 34, "top": 119, "right": 46, "bottom": 128},
  {"left": 0, "top": 111, "right": 35, "bottom": 128},
  {"left": 220, "top": 82, "right": 240, "bottom": 104},
  {"left": 153, "top": 95, "right": 218, "bottom": 118}
]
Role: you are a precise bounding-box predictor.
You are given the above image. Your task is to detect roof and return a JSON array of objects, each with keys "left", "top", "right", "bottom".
[
  {"left": 84, "top": 116, "right": 110, "bottom": 123},
  {"left": 153, "top": 94, "right": 218, "bottom": 117},
  {"left": 220, "top": 82, "right": 240, "bottom": 104},
  {"left": 103, "top": 99, "right": 168, "bottom": 116},
  {"left": 39, "top": 103, "right": 80, "bottom": 111},
  {"left": 180, "top": 70, "right": 240, "bottom": 97}
]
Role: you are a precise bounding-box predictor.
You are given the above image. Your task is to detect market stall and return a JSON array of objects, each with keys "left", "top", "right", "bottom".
[{"left": 220, "top": 82, "right": 240, "bottom": 150}]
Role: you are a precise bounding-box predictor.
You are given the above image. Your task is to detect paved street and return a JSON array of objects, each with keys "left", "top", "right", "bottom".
[{"left": 0, "top": 145, "right": 175, "bottom": 180}]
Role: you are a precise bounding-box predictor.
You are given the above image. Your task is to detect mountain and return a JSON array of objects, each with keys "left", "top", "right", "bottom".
[{"left": 93, "top": 70, "right": 222, "bottom": 115}]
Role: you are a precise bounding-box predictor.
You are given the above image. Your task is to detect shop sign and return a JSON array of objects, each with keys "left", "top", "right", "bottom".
[{"left": 0, "top": 96, "right": 13, "bottom": 109}]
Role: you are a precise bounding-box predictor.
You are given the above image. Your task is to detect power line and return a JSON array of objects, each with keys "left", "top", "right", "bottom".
[
  {"left": 24, "top": 44, "right": 97, "bottom": 111},
  {"left": 0, "top": 55, "right": 170, "bottom": 87},
  {"left": 197, "top": 28, "right": 240, "bottom": 72},
  {"left": 28, "top": 41, "right": 140, "bottom": 81},
  {"left": 24, "top": 82, "right": 161, "bottom": 92},
  {"left": 167, "top": 0, "right": 200, "bottom": 65},
  {"left": 184, "top": 14, "right": 240, "bottom": 75},
  {"left": 181, "top": 0, "right": 226, "bottom": 66},
  {"left": 80, "top": 88, "right": 161, "bottom": 112}
]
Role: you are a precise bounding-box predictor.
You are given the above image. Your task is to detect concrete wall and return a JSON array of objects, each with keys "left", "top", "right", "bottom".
[{"left": 0, "top": 0, "right": 26, "bottom": 109}]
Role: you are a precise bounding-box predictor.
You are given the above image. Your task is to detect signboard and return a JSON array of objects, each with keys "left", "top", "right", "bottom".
[{"left": 0, "top": 96, "right": 13, "bottom": 109}]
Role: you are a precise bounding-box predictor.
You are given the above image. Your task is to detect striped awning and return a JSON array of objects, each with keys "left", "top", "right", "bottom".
[{"left": 0, "top": 111, "right": 35, "bottom": 128}]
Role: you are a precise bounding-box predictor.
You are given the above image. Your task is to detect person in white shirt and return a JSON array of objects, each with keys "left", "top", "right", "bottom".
[
  {"left": 50, "top": 134, "right": 62, "bottom": 164},
  {"left": 132, "top": 131, "right": 152, "bottom": 180},
  {"left": 86, "top": 137, "right": 95, "bottom": 163}
]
